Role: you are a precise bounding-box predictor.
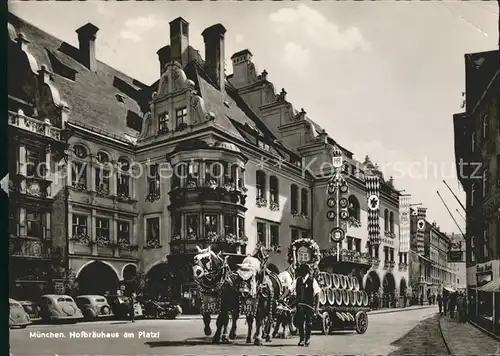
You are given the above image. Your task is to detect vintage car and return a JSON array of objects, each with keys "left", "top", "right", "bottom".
[
  {"left": 106, "top": 295, "right": 143, "bottom": 319},
  {"left": 38, "top": 294, "right": 83, "bottom": 322},
  {"left": 9, "top": 298, "right": 31, "bottom": 329},
  {"left": 75, "top": 295, "right": 113, "bottom": 321},
  {"left": 18, "top": 300, "right": 41, "bottom": 322}
]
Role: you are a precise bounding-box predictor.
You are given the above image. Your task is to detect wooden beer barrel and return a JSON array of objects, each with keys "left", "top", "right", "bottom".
[
  {"left": 332, "top": 274, "right": 340, "bottom": 288},
  {"left": 347, "top": 276, "right": 354, "bottom": 290},
  {"left": 336, "top": 311, "right": 345, "bottom": 322},
  {"left": 324, "top": 273, "right": 332, "bottom": 288},
  {"left": 362, "top": 291, "right": 369, "bottom": 307},
  {"left": 356, "top": 291, "right": 363, "bottom": 306},
  {"left": 353, "top": 278, "right": 360, "bottom": 291},
  {"left": 348, "top": 290, "right": 356, "bottom": 306},
  {"left": 341, "top": 290, "right": 349, "bottom": 306},
  {"left": 334, "top": 289, "right": 342, "bottom": 305},
  {"left": 340, "top": 275, "right": 348, "bottom": 289},
  {"left": 327, "top": 288, "right": 335, "bottom": 305},
  {"left": 319, "top": 288, "right": 327, "bottom": 306}
]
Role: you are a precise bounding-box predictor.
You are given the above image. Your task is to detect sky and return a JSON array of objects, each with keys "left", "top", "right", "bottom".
[{"left": 9, "top": 1, "right": 499, "bottom": 234}]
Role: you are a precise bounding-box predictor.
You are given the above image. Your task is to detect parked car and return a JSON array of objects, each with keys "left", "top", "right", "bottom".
[
  {"left": 140, "top": 297, "right": 183, "bottom": 319},
  {"left": 9, "top": 298, "right": 31, "bottom": 329},
  {"left": 18, "top": 300, "right": 41, "bottom": 322},
  {"left": 106, "top": 295, "right": 143, "bottom": 320},
  {"left": 38, "top": 294, "right": 83, "bottom": 323},
  {"left": 75, "top": 295, "right": 113, "bottom": 321}
]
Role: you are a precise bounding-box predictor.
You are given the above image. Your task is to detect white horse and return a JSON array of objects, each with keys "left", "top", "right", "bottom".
[{"left": 273, "top": 265, "right": 298, "bottom": 338}]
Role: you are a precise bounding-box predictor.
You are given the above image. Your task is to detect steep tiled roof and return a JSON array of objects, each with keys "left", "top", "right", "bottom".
[{"left": 8, "top": 13, "right": 148, "bottom": 144}]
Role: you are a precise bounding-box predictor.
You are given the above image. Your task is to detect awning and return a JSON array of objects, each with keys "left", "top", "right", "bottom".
[
  {"left": 444, "top": 287, "right": 455, "bottom": 293},
  {"left": 476, "top": 277, "right": 500, "bottom": 292}
]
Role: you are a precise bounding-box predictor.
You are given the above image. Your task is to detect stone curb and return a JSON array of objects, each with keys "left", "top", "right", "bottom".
[{"left": 176, "top": 305, "right": 435, "bottom": 320}]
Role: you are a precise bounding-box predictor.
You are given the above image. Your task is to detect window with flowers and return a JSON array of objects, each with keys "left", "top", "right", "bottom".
[
  {"left": 117, "top": 221, "right": 130, "bottom": 244},
  {"left": 72, "top": 215, "right": 87, "bottom": 237},
  {"left": 290, "top": 184, "right": 298, "bottom": 213},
  {"left": 270, "top": 225, "right": 279, "bottom": 247},
  {"left": 147, "top": 164, "right": 160, "bottom": 195},
  {"left": 146, "top": 217, "right": 160, "bottom": 244},
  {"left": 270, "top": 176, "right": 279, "bottom": 205},
  {"left": 348, "top": 195, "right": 360, "bottom": 221},
  {"left": 117, "top": 157, "right": 130, "bottom": 197},
  {"left": 224, "top": 215, "right": 236, "bottom": 235},
  {"left": 204, "top": 214, "right": 218, "bottom": 240},
  {"left": 96, "top": 218, "right": 110, "bottom": 243},
  {"left": 186, "top": 215, "right": 198, "bottom": 239},
  {"left": 256, "top": 170, "right": 266, "bottom": 200},
  {"left": 95, "top": 168, "right": 110, "bottom": 195},
  {"left": 257, "top": 222, "right": 266, "bottom": 245},
  {"left": 26, "top": 210, "right": 43, "bottom": 238},
  {"left": 158, "top": 112, "right": 169, "bottom": 134},
  {"left": 238, "top": 216, "right": 245, "bottom": 238}
]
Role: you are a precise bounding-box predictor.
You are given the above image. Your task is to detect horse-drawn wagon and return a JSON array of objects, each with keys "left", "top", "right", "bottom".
[{"left": 288, "top": 238, "right": 369, "bottom": 336}]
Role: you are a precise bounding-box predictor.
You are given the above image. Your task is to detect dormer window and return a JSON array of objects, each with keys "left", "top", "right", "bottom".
[
  {"left": 175, "top": 107, "right": 187, "bottom": 130},
  {"left": 258, "top": 140, "right": 270, "bottom": 152},
  {"left": 158, "top": 112, "right": 169, "bottom": 134}
]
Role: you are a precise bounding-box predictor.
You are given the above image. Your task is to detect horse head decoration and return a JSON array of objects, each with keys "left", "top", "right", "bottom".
[
  {"left": 193, "top": 246, "right": 225, "bottom": 287},
  {"left": 236, "top": 255, "right": 262, "bottom": 298}
]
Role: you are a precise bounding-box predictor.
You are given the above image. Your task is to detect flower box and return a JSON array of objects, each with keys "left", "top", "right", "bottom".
[
  {"left": 96, "top": 236, "right": 111, "bottom": 247},
  {"left": 96, "top": 186, "right": 110, "bottom": 198},
  {"left": 347, "top": 217, "right": 362, "bottom": 228},
  {"left": 70, "top": 233, "right": 90, "bottom": 244},
  {"left": 71, "top": 183, "right": 87, "bottom": 192},
  {"left": 146, "top": 192, "right": 160, "bottom": 202},
  {"left": 256, "top": 198, "right": 267, "bottom": 208},
  {"left": 206, "top": 232, "right": 219, "bottom": 243},
  {"left": 116, "top": 193, "right": 132, "bottom": 203},
  {"left": 144, "top": 239, "right": 162, "bottom": 249},
  {"left": 270, "top": 201, "right": 280, "bottom": 211}
]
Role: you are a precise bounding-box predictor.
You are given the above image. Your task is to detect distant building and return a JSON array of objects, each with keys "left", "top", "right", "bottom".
[
  {"left": 453, "top": 49, "right": 499, "bottom": 336},
  {"left": 8, "top": 13, "right": 409, "bottom": 309},
  {"left": 409, "top": 208, "right": 456, "bottom": 300}
]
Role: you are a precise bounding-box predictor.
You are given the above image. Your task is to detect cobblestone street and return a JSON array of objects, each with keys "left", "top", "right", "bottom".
[{"left": 10, "top": 308, "right": 443, "bottom": 356}]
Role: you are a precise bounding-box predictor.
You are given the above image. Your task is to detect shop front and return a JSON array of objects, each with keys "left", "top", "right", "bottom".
[{"left": 471, "top": 261, "right": 500, "bottom": 337}]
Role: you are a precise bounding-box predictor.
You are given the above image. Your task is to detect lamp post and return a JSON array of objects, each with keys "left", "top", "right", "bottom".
[{"left": 326, "top": 147, "right": 349, "bottom": 261}]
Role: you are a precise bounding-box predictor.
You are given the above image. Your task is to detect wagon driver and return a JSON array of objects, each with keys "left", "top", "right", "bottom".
[{"left": 295, "top": 263, "right": 321, "bottom": 347}]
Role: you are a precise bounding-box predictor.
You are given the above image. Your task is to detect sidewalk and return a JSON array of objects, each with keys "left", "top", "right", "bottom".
[
  {"left": 439, "top": 316, "right": 500, "bottom": 355},
  {"left": 177, "top": 305, "right": 435, "bottom": 320}
]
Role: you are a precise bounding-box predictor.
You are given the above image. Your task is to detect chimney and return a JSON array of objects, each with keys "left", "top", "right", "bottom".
[
  {"left": 76, "top": 23, "right": 99, "bottom": 71},
  {"left": 202, "top": 24, "right": 227, "bottom": 92},
  {"left": 169, "top": 17, "right": 189, "bottom": 67},
  {"left": 156, "top": 45, "right": 171, "bottom": 75},
  {"left": 230, "top": 49, "right": 253, "bottom": 88}
]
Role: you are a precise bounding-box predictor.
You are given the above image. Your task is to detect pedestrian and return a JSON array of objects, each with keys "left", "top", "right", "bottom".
[
  {"left": 294, "top": 264, "right": 321, "bottom": 347},
  {"left": 437, "top": 293, "right": 443, "bottom": 315},
  {"left": 403, "top": 293, "right": 407, "bottom": 308},
  {"left": 420, "top": 294, "right": 424, "bottom": 306}
]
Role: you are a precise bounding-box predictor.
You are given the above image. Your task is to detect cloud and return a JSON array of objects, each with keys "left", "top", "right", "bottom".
[
  {"left": 120, "top": 15, "right": 160, "bottom": 43},
  {"left": 281, "top": 42, "right": 312, "bottom": 74},
  {"left": 268, "top": 4, "right": 370, "bottom": 52}
]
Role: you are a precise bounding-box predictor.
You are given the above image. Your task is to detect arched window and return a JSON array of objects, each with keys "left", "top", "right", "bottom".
[
  {"left": 389, "top": 211, "right": 394, "bottom": 234},
  {"left": 269, "top": 176, "right": 279, "bottom": 205},
  {"left": 384, "top": 209, "right": 389, "bottom": 231},
  {"left": 348, "top": 195, "right": 360, "bottom": 221},
  {"left": 301, "top": 188, "right": 308, "bottom": 216},
  {"left": 95, "top": 151, "right": 111, "bottom": 196},
  {"left": 256, "top": 170, "right": 266, "bottom": 202},
  {"left": 290, "top": 184, "right": 298, "bottom": 214}
]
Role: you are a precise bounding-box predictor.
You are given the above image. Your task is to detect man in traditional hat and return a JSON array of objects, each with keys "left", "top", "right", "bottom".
[{"left": 294, "top": 264, "right": 321, "bottom": 346}]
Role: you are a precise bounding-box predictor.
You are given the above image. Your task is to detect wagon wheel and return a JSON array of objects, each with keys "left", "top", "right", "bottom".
[
  {"left": 321, "top": 312, "right": 330, "bottom": 335},
  {"left": 289, "top": 310, "right": 298, "bottom": 336},
  {"left": 355, "top": 311, "right": 368, "bottom": 334}
]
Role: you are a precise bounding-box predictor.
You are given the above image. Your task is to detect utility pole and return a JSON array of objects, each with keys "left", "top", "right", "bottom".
[
  {"left": 436, "top": 191, "right": 466, "bottom": 238},
  {"left": 443, "top": 180, "right": 466, "bottom": 212}
]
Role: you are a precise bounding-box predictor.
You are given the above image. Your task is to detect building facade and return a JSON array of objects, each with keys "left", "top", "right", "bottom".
[
  {"left": 447, "top": 232, "right": 467, "bottom": 289},
  {"left": 453, "top": 49, "right": 499, "bottom": 335},
  {"left": 408, "top": 208, "right": 457, "bottom": 301},
  {"left": 8, "top": 13, "right": 409, "bottom": 309}
]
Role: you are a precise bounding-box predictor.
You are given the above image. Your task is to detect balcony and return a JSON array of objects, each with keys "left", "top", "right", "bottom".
[
  {"left": 398, "top": 262, "right": 409, "bottom": 271},
  {"left": 339, "top": 249, "right": 371, "bottom": 265},
  {"left": 9, "top": 110, "right": 63, "bottom": 141},
  {"left": 9, "top": 238, "right": 51, "bottom": 259},
  {"left": 9, "top": 175, "right": 52, "bottom": 200},
  {"left": 169, "top": 182, "right": 247, "bottom": 207},
  {"left": 383, "top": 260, "right": 396, "bottom": 270}
]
